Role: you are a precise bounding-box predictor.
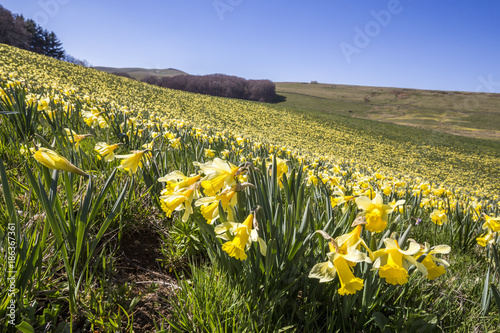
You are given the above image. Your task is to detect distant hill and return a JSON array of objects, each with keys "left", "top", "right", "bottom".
[
  {"left": 93, "top": 66, "right": 187, "bottom": 80},
  {"left": 93, "top": 66, "right": 500, "bottom": 141},
  {"left": 275, "top": 82, "right": 500, "bottom": 141}
]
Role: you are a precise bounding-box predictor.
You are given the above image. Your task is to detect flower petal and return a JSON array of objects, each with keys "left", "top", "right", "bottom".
[{"left": 355, "top": 196, "right": 372, "bottom": 211}]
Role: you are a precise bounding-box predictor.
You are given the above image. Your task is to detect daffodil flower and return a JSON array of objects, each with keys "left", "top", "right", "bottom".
[
  {"left": 195, "top": 186, "right": 237, "bottom": 224},
  {"left": 194, "top": 158, "right": 241, "bottom": 196},
  {"left": 331, "top": 187, "right": 354, "bottom": 204},
  {"left": 195, "top": 182, "right": 255, "bottom": 224},
  {"left": 482, "top": 214, "right": 500, "bottom": 232},
  {"left": 413, "top": 242, "right": 450, "bottom": 280},
  {"left": 32, "top": 148, "right": 88, "bottom": 177},
  {"left": 82, "top": 110, "right": 108, "bottom": 128},
  {"left": 236, "top": 137, "right": 245, "bottom": 145},
  {"left": 336, "top": 225, "right": 373, "bottom": 260},
  {"left": 477, "top": 230, "right": 496, "bottom": 247},
  {"left": 215, "top": 213, "right": 267, "bottom": 260},
  {"left": 159, "top": 183, "right": 200, "bottom": 222},
  {"left": 95, "top": 142, "right": 121, "bottom": 162},
  {"left": 372, "top": 238, "right": 427, "bottom": 285},
  {"left": 142, "top": 140, "right": 155, "bottom": 150},
  {"left": 266, "top": 157, "right": 288, "bottom": 183},
  {"left": 430, "top": 209, "right": 448, "bottom": 225},
  {"left": 115, "top": 150, "right": 149, "bottom": 174},
  {"left": 309, "top": 229, "right": 371, "bottom": 295},
  {"left": 204, "top": 148, "right": 215, "bottom": 158},
  {"left": 64, "top": 128, "right": 92, "bottom": 148},
  {"left": 476, "top": 214, "right": 500, "bottom": 247},
  {"left": 330, "top": 187, "right": 355, "bottom": 213},
  {"left": 37, "top": 96, "right": 51, "bottom": 111},
  {"left": 355, "top": 193, "right": 404, "bottom": 233},
  {"left": 158, "top": 170, "right": 201, "bottom": 195}
]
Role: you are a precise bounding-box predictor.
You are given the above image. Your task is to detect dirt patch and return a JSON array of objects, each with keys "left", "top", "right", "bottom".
[{"left": 114, "top": 227, "right": 178, "bottom": 331}]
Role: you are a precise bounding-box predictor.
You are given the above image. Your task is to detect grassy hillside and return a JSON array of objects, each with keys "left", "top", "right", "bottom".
[
  {"left": 1, "top": 45, "right": 499, "bottom": 194},
  {"left": 275, "top": 82, "right": 500, "bottom": 141},
  {"left": 93, "top": 66, "right": 187, "bottom": 80},
  {"left": 1, "top": 44, "right": 500, "bottom": 332}
]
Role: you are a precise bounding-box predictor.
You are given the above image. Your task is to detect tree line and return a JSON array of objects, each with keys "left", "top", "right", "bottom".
[
  {"left": 143, "top": 74, "right": 278, "bottom": 102},
  {"left": 0, "top": 5, "right": 88, "bottom": 66},
  {"left": 1, "top": 4, "right": 276, "bottom": 102}
]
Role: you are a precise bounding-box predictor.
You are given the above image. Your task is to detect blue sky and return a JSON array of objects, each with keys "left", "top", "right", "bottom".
[{"left": 3, "top": 0, "right": 500, "bottom": 92}]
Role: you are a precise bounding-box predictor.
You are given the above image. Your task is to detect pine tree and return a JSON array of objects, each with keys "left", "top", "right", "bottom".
[
  {"left": 44, "top": 31, "right": 65, "bottom": 59},
  {"left": 25, "top": 19, "right": 45, "bottom": 54},
  {"left": 24, "top": 19, "right": 65, "bottom": 59}
]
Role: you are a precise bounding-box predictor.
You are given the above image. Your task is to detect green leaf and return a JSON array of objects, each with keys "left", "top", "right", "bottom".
[
  {"left": 491, "top": 284, "right": 500, "bottom": 315},
  {"left": 0, "top": 157, "right": 17, "bottom": 222},
  {"left": 372, "top": 312, "right": 391, "bottom": 333},
  {"left": 298, "top": 198, "right": 310, "bottom": 234},
  {"left": 481, "top": 266, "right": 491, "bottom": 315},
  {"left": 15, "top": 321, "right": 35, "bottom": 333},
  {"left": 492, "top": 244, "right": 500, "bottom": 276},
  {"left": 398, "top": 222, "right": 412, "bottom": 245},
  {"left": 88, "top": 168, "right": 117, "bottom": 223}
]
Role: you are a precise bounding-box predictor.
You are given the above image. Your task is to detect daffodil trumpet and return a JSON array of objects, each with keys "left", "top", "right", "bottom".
[
  {"left": 309, "top": 229, "right": 371, "bottom": 295},
  {"left": 215, "top": 209, "right": 267, "bottom": 260}
]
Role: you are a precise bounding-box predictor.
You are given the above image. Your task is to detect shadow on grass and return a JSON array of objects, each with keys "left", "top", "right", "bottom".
[{"left": 267, "top": 94, "right": 287, "bottom": 104}]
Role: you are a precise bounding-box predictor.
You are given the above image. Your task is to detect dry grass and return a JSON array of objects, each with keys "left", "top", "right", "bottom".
[{"left": 276, "top": 82, "right": 500, "bottom": 141}]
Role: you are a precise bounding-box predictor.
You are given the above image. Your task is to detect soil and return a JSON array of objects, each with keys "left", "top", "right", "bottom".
[{"left": 114, "top": 227, "right": 178, "bottom": 332}]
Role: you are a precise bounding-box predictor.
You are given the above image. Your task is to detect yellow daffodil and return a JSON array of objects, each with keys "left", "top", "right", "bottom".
[
  {"left": 236, "top": 137, "right": 245, "bottom": 145},
  {"left": 330, "top": 187, "right": 355, "bottom": 212},
  {"left": 195, "top": 186, "right": 237, "bottom": 224},
  {"left": 169, "top": 137, "right": 181, "bottom": 149},
  {"left": 95, "top": 142, "right": 121, "bottom": 162},
  {"left": 382, "top": 185, "right": 392, "bottom": 196},
  {"left": 159, "top": 183, "right": 199, "bottom": 222},
  {"left": 204, "top": 148, "right": 215, "bottom": 158},
  {"left": 64, "top": 128, "right": 92, "bottom": 148},
  {"left": 477, "top": 230, "right": 496, "bottom": 247},
  {"left": 414, "top": 242, "right": 450, "bottom": 280},
  {"left": 37, "top": 96, "right": 51, "bottom": 111},
  {"left": 334, "top": 256, "right": 365, "bottom": 295},
  {"left": 215, "top": 213, "right": 267, "bottom": 260},
  {"left": 158, "top": 170, "right": 201, "bottom": 196},
  {"left": 142, "top": 140, "right": 155, "bottom": 150},
  {"left": 82, "top": 109, "right": 107, "bottom": 128},
  {"left": 482, "top": 214, "right": 500, "bottom": 232},
  {"left": 476, "top": 214, "right": 500, "bottom": 247},
  {"left": 336, "top": 225, "right": 373, "bottom": 260},
  {"left": 430, "top": 209, "right": 448, "bottom": 225},
  {"left": 309, "top": 230, "right": 371, "bottom": 295},
  {"left": 372, "top": 238, "right": 427, "bottom": 285},
  {"left": 194, "top": 158, "right": 241, "bottom": 196},
  {"left": 32, "top": 148, "right": 88, "bottom": 177},
  {"left": 355, "top": 193, "right": 404, "bottom": 233},
  {"left": 267, "top": 156, "right": 289, "bottom": 187},
  {"left": 116, "top": 150, "right": 149, "bottom": 174}
]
